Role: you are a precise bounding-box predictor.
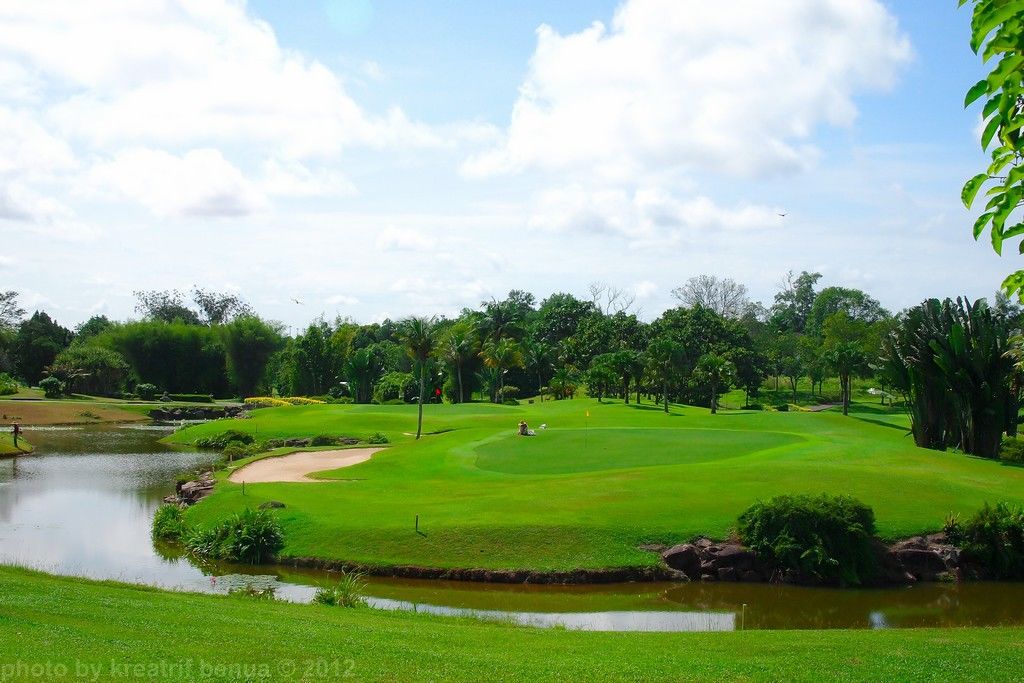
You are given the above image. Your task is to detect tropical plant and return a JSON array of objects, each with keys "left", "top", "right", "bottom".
[
  {"left": 520, "top": 339, "right": 553, "bottom": 401},
  {"left": 437, "top": 320, "right": 477, "bottom": 404},
  {"left": 945, "top": 502, "right": 1024, "bottom": 579},
  {"left": 960, "top": 0, "right": 1024, "bottom": 297},
  {"left": 39, "top": 376, "right": 64, "bottom": 398},
  {"left": 151, "top": 504, "right": 189, "bottom": 541},
  {"left": 312, "top": 571, "right": 367, "bottom": 607},
  {"left": 398, "top": 316, "right": 437, "bottom": 439},
  {"left": 825, "top": 342, "right": 867, "bottom": 416},
  {"left": 480, "top": 337, "right": 524, "bottom": 403},
  {"left": 186, "top": 508, "right": 284, "bottom": 564},
  {"left": 219, "top": 316, "right": 284, "bottom": 398},
  {"left": 738, "top": 494, "right": 878, "bottom": 586}
]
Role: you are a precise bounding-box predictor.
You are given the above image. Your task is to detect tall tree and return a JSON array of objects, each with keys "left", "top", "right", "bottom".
[
  {"left": 219, "top": 316, "right": 284, "bottom": 397},
  {"left": 0, "top": 291, "right": 25, "bottom": 331},
  {"left": 806, "top": 286, "right": 889, "bottom": 337},
  {"left": 671, "top": 275, "right": 751, "bottom": 319},
  {"left": 769, "top": 271, "right": 821, "bottom": 333},
  {"left": 438, "top": 320, "right": 477, "bottom": 404},
  {"left": 645, "top": 338, "right": 685, "bottom": 413},
  {"left": 520, "top": 338, "right": 553, "bottom": 401},
  {"left": 133, "top": 290, "right": 202, "bottom": 325},
  {"left": 960, "top": 0, "right": 1024, "bottom": 297},
  {"left": 14, "top": 311, "right": 73, "bottom": 385},
  {"left": 399, "top": 316, "right": 438, "bottom": 439},
  {"left": 480, "top": 337, "right": 524, "bottom": 403},
  {"left": 192, "top": 288, "right": 253, "bottom": 325},
  {"left": 694, "top": 353, "right": 735, "bottom": 414}
]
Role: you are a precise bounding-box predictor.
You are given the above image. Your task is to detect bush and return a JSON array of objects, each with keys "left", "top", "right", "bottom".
[
  {"left": 0, "top": 373, "right": 17, "bottom": 396},
  {"left": 280, "top": 396, "right": 325, "bottom": 406},
  {"left": 945, "top": 502, "right": 1024, "bottom": 579},
  {"left": 195, "top": 429, "right": 255, "bottom": 450},
  {"left": 999, "top": 437, "right": 1024, "bottom": 464},
  {"left": 136, "top": 383, "right": 158, "bottom": 400},
  {"left": 774, "top": 403, "right": 790, "bottom": 412},
  {"left": 223, "top": 443, "right": 259, "bottom": 462},
  {"left": 39, "top": 377, "right": 65, "bottom": 398},
  {"left": 738, "top": 494, "right": 878, "bottom": 586},
  {"left": 312, "top": 571, "right": 367, "bottom": 608},
  {"left": 244, "top": 396, "right": 291, "bottom": 409},
  {"left": 740, "top": 404, "right": 763, "bottom": 411},
  {"left": 151, "top": 504, "right": 189, "bottom": 541},
  {"left": 166, "top": 393, "right": 214, "bottom": 403},
  {"left": 187, "top": 508, "right": 284, "bottom": 564},
  {"left": 366, "top": 432, "right": 389, "bottom": 445},
  {"left": 49, "top": 345, "right": 130, "bottom": 396}
]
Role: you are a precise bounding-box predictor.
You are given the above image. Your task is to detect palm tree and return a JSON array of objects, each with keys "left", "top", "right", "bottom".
[
  {"left": 438, "top": 320, "right": 477, "bottom": 403},
  {"left": 825, "top": 341, "right": 866, "bottom": 417},
  {"left": 645, "top": 338, "right": 684, "bottom": 413},
  {"left": 398, "top": 316, "right": 437, "bottom": 439},
  {"left": 521, "top": 339, "right": 553, "bottom": 401},
  {"left": 695, "top": 353, "right": 735, "bottom": 414},
  {"left": 480, "top": 338, "right": 524, "bottom": 403}
]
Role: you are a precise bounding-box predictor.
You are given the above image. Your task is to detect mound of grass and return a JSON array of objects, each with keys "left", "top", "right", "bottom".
[
  {"left": 169, "top": 399, "right": 1024, "bottom": 572},
  {"left": 475, "top": 428, "right": 802, "bottom": 475}
]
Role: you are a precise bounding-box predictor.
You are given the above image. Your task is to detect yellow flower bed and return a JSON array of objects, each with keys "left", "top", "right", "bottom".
[
  {"left": 280, "top": 397, "right": 326, "bottom": 405},
  {"left": 243, "top": 397, "right": 291, "bottom": 408}
]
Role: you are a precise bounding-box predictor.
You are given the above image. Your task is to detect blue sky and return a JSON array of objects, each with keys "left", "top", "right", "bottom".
[{"left": 0, "top": 0, "right": 1011, "bottom": 328}]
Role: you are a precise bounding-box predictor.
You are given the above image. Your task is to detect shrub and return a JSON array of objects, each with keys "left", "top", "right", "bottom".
[
  {"left": 244, "top": 396, "right": 291, "bottom": 409},
  {"left": 774, "top": 403, "right": 790, "bottom": 412},
  {"left": 945, "top": 502, "right": 1024, "bottom": 579},
  {"left": 0, "top": 373, "right": 17, "bottom": 396},
  {"left": 136, "top": 383, "right": 158, "bottom": 400},
  {"left": 187, "top": 508, "right": 284, "bottom": 564},
  {"left": 39, "top": 377, "right": 65, "bottom": 398},
  {"left": 738, "top": 494, "right": 878, "bottom": 586},
  {"left": 312, "top": 572, "right": 367, "bottom": 607},
  {"left": 195, "top": 429, "right": 255, "bottom": 450},
  {"left": 310, "top": 434, "right": 341, "bottom": 446},
  {"left": 999, "top": 437, "right": 1024, "bottom": 464},
  {"left": 280, "top": 396, "right": 325, "bottom": 406},
  {"left": 740, "top": 403, "right": 763, "bottom": 411},
  {"left": 366, "top": 432, "right": 389, "bottom": 445},
  {"left": 223, "top": 443, "right": 259, "bottom": 462},
  {"left": 49, "top": 345, "right": 130, "bottom": 396},
  {"left": 333, "top": 396, "right": 354, "bottom": 404},
  {"left": 166, "top": 393, "right": 214, "bottom": 403},
  {"left": 151, "top": 504, "right": 189, "bottom": 541}
]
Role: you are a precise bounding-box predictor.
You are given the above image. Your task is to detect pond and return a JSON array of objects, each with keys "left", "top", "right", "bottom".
[{"left": 2, "top": 424, "right": 1023, "bottom": 632}]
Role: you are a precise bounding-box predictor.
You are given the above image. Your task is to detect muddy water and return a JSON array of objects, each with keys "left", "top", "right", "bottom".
[{"left": 2, "top": 425, "right": 1022, "bottom": 632}]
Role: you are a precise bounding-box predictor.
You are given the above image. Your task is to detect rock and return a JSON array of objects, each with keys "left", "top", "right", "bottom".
[
  {"left": 707, "top": 544, "right": 755, "bottom": 572},
  {"left": 662, "top": 544, "right": 701, "bottom": 578},
  {"left": 717, "top": 567, "right": 739, "bottom": 582},
  {"left": 700, "top": 573, "right": 717, "bottom": 582},
  {"left": 259, "top": 500, "right": 286, "bottom": 510},
  {"left": 740, "top": 570, "right": 762, "bottom": 583},
  {"left": 893, "top": 548, "right": 948, "bottom": 580},
  {"left": 284, "top": 438, "right": 311, "bottom": 447}
]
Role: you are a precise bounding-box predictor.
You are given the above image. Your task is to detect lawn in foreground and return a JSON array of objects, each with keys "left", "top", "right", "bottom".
[
  {"left": 0, "top": 567, "right": 1021, "bottom": 683},
  {"left": 170, "top": 399, "right": 1024, "bottom": 572}
]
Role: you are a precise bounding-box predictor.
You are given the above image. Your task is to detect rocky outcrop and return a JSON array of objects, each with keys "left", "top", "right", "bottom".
[
  {"left": 883, "top": 534, "right": 960, "bottom": 583},
  {"left": 164, "top": 471, "right": 215, "bottom": 505},
  {"left": 149, "top": 406, "right": 246, "bottom": 421}
]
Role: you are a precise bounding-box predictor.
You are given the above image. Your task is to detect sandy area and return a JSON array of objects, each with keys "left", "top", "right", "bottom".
[{"left": 228, "top": 448, "right": 382, "bottom": 483}]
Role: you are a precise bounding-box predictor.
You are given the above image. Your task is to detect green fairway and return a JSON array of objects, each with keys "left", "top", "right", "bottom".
[
  {"left": 1, "top": 566, "right": 1022, "bottom": 683},
  {"left": 169, "top": 399, "right": 1024, "bottom": 572}
]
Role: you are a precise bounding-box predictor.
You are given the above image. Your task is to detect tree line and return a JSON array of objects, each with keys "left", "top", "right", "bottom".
[{"left": 1, "top": 276, "right": 1021, "bottom": 457}]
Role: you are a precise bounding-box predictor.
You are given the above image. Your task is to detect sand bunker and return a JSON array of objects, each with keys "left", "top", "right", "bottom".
[{"left": 228, "top": 448, "right": 382, "bottom": 483}]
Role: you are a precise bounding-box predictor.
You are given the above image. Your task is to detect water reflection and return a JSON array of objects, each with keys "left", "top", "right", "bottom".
[{"left": 1, "top": 425, "right": 1023, "bottom": 632}]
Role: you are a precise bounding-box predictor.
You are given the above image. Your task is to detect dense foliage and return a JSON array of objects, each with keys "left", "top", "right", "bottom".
[
  {"left": 738, "top": 494, "right": 878, "bottom": 586},
  {"left": 186, "top": 508, "right": 284, "bottom": 564},
  {"left": 881, "top": 297, "right": 1016, "bottom": 458},
  {"left": 48, "top": 345, "right": 130, "bottom": 396},
  {"left": 946, "top": 502, "right": 1024, "bottom": 579}
]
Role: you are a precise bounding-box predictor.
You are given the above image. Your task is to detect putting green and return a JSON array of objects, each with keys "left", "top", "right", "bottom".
[{"left": 475, "top": 428, "right": 804, "bottom": 474}]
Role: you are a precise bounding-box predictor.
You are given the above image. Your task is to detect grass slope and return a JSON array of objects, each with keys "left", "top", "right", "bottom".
[
  {"left": 0, "top": 432, "right": 31, "bottom": 455},
  {"left": 1, "top": 567, "right": 1021, "bottom": 683},
  {"left": 168, "top": 400, "right": 1024, "bottom": 572}
]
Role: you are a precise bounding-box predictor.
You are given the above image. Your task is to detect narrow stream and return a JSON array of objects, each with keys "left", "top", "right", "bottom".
[{"left": 2, "top": 424, "right": 1023, "bottom": 632}]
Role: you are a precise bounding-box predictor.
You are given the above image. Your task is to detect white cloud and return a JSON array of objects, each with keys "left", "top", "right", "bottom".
[
  {"left": 529, "top": 183, "right": 780, "bottom": 246},
  {"left": 465, "top": 0, "right": 911, "bottom": 179},
  {"left": 88, "top": 148, "right": 266, "bottom": 217},
  {"left": 632, "top": 280, "right": 658, "bottom": 299},
  {"left": 0, "top": 1, "right": 434, "bottom": 158},
  {"left": 325, "top": 294, "right": 360, "bottom": 306},
  {"left": 375, "top": 228, "right": 437, "bottom": 252}
]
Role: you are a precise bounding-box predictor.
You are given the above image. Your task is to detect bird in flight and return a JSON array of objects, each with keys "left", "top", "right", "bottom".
[
  {"left": 291, "top": 298, "right": 303, "bottom": 305},
  {"left": 778, "top": 213, "right": 788, "bottom": 217}
]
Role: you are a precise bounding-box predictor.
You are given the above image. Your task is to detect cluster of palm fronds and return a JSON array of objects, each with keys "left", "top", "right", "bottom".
[{"left": 880, "top": 297, "right": 1018, "bottom": 458}]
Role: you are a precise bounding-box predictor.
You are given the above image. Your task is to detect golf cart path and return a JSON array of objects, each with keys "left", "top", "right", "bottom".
[{"left": 228, "top": 448, "right": 383, "bottom": 483}]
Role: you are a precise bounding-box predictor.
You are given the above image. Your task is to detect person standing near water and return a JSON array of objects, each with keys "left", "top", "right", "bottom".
[{"left": 12, "top": 422, "right": 21, "bottom": 449}]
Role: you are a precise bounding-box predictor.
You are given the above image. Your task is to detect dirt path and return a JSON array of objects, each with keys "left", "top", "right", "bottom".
[{"left": 228, "top": 448, "right": 383, "bottom": 483}]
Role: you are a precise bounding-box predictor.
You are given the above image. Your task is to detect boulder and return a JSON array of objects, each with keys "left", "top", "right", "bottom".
[
  {"left": 717, "top": 567, "right": 740, "bottom": 582},
  {"left": 707, "top": 544, "right": 755, "bottom": 572},
  {"left": 661, "top": 544, "right": 701, "bottom": 578},
  {"left": 740, "top": 570, "right": 763, "bottom": 583},
  {"left": 892, "top": 548, "right": 948, "bottom": 581}
]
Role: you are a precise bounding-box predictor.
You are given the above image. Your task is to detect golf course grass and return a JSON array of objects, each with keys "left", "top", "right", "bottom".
[
  {"left": 1, "top": 566, "right": 1021, "bottom": 682},
  {"left": 168, "top": 399, "right": 1024, "bottom": 572},
  {"left": 0, "top": 432, "right": 31, "bottom": 455}
]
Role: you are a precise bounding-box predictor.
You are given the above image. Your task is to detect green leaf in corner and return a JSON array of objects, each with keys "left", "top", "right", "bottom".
[
  {"left": 981, "top": 114, "right": 1003, "bottom": 149},
  {"left": 962, "top": 173, "right": 989, "bottom": 208},
  {"left": 974, "top": 211, "right": 995, "bottom": 239}
]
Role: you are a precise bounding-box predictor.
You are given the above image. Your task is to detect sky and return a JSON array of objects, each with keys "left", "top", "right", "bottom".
[{"left": 0, "top": 0, "right": 1011, "bottom": 329}]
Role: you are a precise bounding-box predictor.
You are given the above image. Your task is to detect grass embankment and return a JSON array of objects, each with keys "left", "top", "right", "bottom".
[
  {"left": 0, "top": 399, "right": 148, "bottom": 425},
  {"left": 0, "top": 433, "right": 31, "bottom": 455},
  {"left": 166, "top": 399, "right": 1024, "bottom": 573},
  {"left": 0, "top": 567, "right": 1020, "bottom": 683}
]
